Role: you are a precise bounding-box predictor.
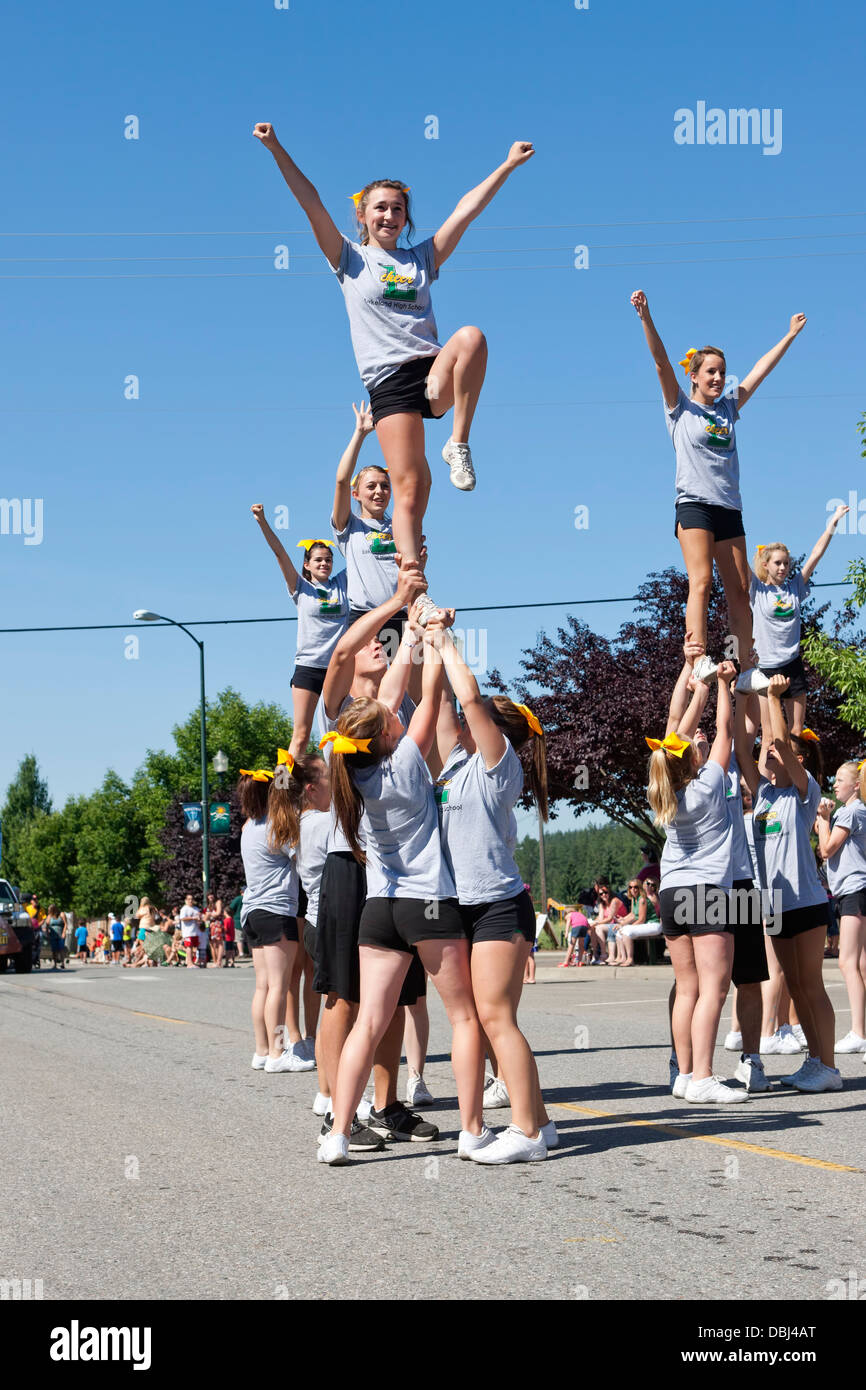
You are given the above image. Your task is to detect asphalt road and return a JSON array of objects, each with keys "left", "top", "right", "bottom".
[{"left": 3, "top": 957, "right": 864, "bottom": 1302}]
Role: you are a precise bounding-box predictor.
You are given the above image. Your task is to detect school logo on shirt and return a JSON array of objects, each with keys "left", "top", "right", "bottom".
[
  {"left": 380, "top": 265, "right": 417, "bottom": 302},
  {"left": 315, "top": 588, "right": 343, "bottom": 617},
  {"left": 369, "top": 530, "right": 397, "bottom": 557},
  {"left": 434, "top": 786, "right": 449, "bottom": 806},
  {"left": 701, "top": 414, "right": 733, "bottom": 450},
  {"left": 772, "top": 596, "right": 795, "bottom": 619},
  {"left": 755, "top": 809, "right": 782, "bottom": 837}
]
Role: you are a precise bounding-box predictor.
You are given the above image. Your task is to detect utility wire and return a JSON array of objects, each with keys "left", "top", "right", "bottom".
[{"left": 0, "top": 581, "right": 852, "bottom": 636}]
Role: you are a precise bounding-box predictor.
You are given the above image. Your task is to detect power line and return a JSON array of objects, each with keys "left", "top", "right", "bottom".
[
  {"left": 1, "top": 211, "right": 863, "bottom": 237},
  {"left": 0, "top": 581, "right": 853, "bottom": 636},
  {"left": 4, "top": 230, "right": 864, "bottom": 265}
]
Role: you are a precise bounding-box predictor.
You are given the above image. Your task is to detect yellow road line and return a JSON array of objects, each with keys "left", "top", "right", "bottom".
[
  {"left": 553, "top": 1101, "right": 861, "bottom": 1172},
  {"left": 130, "top": 1010, "right": 192, "bottom": 1025}
]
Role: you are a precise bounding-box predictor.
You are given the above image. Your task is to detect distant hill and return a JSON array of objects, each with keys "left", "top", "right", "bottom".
[{"left": 516, "top": 822, "right": 648, "bottom": 907}]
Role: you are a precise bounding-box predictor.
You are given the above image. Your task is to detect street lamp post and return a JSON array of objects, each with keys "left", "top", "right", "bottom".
[{"left": 134, "top": 610, "right": 210, "bottom": 902}]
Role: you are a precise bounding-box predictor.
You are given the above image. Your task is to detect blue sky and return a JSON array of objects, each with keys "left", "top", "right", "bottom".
[{"left": 2, "top": 0, "right": 864, "bottom": 834}]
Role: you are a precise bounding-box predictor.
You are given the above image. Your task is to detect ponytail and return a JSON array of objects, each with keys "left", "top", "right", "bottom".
[
  {"left": 326, "top": 698, "right": 390, "bottom": 864},
  {"left": 485, "top": 696, "right": 549, "bottom": 822},
  {"left": 268, "top": 753, "right": 326, "bottom": 851}
]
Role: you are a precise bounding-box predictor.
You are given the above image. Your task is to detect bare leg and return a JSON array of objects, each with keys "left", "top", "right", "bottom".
[
  {"left": 372, "top": 1004, "right": 404, "bottom": 1111},
  {"left": 471, "top": 940, "right": 539, "bottom": 1137},
  {"left": 736, "top": 981, "right": 762, "bottom": 1055},
  {"left": 331, "top": 948, "right": 411, "bottom": 1137},
  {"left": 319, "top": 994, "right": 358, "bottom": 1112},
  {"left": 667, "top": 938, "right": 697, "bottom": 1075},
  {"left": 837, "top": 913, "right": 866, "bottom": 1039},
  {"left": 259, "top": 939, "right": 297, "bottom": 1058},
  {"left": 284, "top": 938, "right": 306, "bottom": 1047},
  {"left": 690, "top": 932, "right": 735, "bottom": 1078},
  {"left": 773, "top": 929, "right": 835, "bottom": 1065},
  {"left": 676, "top": 524, "right": 714, "bottom": 654},
  {"left": 289, "top": 686, "right": 320, "bottom": 759},
  {"left": 761, "top": 934, "right": 785, "bottom": 1036},
  {"left": 425, "top": 326, "right": 488, "bottom": 443},
  {"left": 404, "top": 997, "right": 430, "bottom": 1079},
  {"left": 714, "top": 536, "right": 753, "bottom": 668},
  {"left": 373, "top": 413, "right": 431, "bottom": 565},
  {"left": 416, "top": 937, "right": 485, "bottom": 1133}
]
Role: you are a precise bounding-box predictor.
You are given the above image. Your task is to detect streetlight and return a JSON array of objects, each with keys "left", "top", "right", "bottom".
[
  {"left": 213, "top": 749, "right": 228, "bottom": 791},
  {"left": 134, "top": 610, "right": 210, "bottom": 902}
]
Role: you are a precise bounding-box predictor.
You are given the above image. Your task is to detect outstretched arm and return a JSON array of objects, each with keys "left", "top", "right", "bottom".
[
  {"left": 321, "top": 558, "right": 425, "bottom": 718},
  {"left": 707, "top": 663, "right": 736, "bottom": 771},
  {"left": 253, "top": 124, "right": 343, "bottom": 269},
  {"left": 437, "top": 627, "right": 508, "bottom": 771},
  {"left": 251, "top": 504, "right": 299, "bottom": 592},
  {"left": 673, "top": 679, "right": 710, "bottom": 744},
  {"left": 406, "top": 630, "right": 446, "bottom": 758},
  {"left": 802, "top": 504, "right": 849, "bottom": 583},
  {"left": 734, "top": 691, "right": 761, "bottom": 798},
  {"left": 665, "top": 635, "right": 705, "bottom": 734},
  {"left": 435, "top": 678, "right": 473, "bottom": 771},
  {"left": 765, "top": 675, "right": 809, "bottom": 796},
  {"left": 433, "top": 142, "right": 534, "bottom": 268},
  {"left": 630, "top": 291, "right": 679, "bottom": 409},
  {"left": 737, "top": 313, "right": 807, "bottom": 408},
  {"left": 377, "top": 599, "right": 433, "bottom": 714},
  {"left": 332, "top": 403, "right": 375, "bottom": 532}
]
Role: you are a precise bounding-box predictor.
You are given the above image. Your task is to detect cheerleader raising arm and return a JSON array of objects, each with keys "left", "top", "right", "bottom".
[
  {"left": 332, "top": 402, "right": 376, "bottom": 535},
  {"left": 801, "top": 503, "right": 849, "bottom": 583},
  {"left": 665, "top": 633, "right": 709, "bottom": 736},
  {"left": 435, "top": 631, "right": 509, "bottom": 771},
  {"left": 432, "top": 142, "right": 535, "bottom": 270},
  {"left": 707, "top": 663, "right": 736, "bottom": 771},
  {"left": 734, "top": 688, "right": 762, "bottom": 800},
  {"left": 764, "top": 674, "right": 809, "bottom": 795},
  {"left": 321, "top": 556, "right": 425, "bottom": 718},
  {"left": 251, "top": 503, "right": 299, "bottom": 592},
  {"left": 252, "top": 124, "right": 343, "bottom": 269},
  {"left": 737, "top": 314, "right": 807, "bottom": 409},
  {"left": 630, "top": 291, "right": 679, "bottom": 410}
]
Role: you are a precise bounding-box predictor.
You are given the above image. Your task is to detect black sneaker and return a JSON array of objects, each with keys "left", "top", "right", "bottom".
[
  {"left": 318, "top": 1114, "right": 385, "bottom": 1153},
  {"left": 368, "top": 1101, "right": 440, "bottom": 1143}
]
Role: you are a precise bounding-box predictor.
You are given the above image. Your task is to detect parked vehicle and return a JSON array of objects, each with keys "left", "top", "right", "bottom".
[{"left": 0, "top": 879, "right": 35, "bottom": 973}]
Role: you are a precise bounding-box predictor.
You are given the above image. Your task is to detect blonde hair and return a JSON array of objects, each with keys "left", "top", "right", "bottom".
[
  {"left": 752, "top": 542, "right": 791, "bottom": 583},
  {"left": 329, "top": 698, "right": 391, "bottom": 863},
  {"left": 647, "top": 745, "right": 697, "bottom": 828},
  {"left": 352, "top": 464, "right": 390, "bottom": 493},
  {"left": 354, "top": 182, "right": 414, "bottom": 247}
]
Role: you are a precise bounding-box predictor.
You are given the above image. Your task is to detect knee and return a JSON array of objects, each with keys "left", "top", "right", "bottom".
[
  {"left": 689, "top": 572, "right": 713, "bottom": 600},
  {"left": 458, "top": 325, "right": 487, "bottom": 356}
]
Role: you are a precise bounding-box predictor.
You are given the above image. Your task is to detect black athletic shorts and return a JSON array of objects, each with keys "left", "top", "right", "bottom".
[
  {"left": 291, "top": 664, "right": 327, "bottom": 695},
  {"left": 368, "top": 354, "right": 446, "bottom": 426},
  {"left": 757, "top": 653, "right": 807, "bottom": 697},
  {"left": 765, "top": 902, "right": 827, "bottom": 940},
  {"left": 347, "top": 606, "right": 408, "bottom": 662},
  {"left": 834, "top": 888, "right": 866, "bottom": 918},
  {"left": 316, "top": 852, "right": 427, "bottom": 1005},
  {"left": 297, "top": 884, "right": 308, "bottom": 921},
  {"left": 360, "top": 896, "right": 465, "bottom": 950},
  {"left": 460, "top": 889, "right": 536, "bottom": 946},
  {"left": 303, "top": 920, "right": 317, "bottom": 961},
  {"left": 244, "top": 910, "right": 299, "bottom": 948},
  {"left": 675, "top": 501, "right": 745, "bottom": 543},
  {"left": 660, "top": 883, "right": 734, "bottom": 937},
  {"left": 729, "top": 878, "right": 770, "bottom": 985}
]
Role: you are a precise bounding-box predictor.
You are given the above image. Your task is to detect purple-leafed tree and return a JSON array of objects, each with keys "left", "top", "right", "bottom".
[
  {"left": 156, "top": 788, "right": 245, "bottom": 908},
  {"left": 490, "top": 567, "right": 863, "bottom": 856}
]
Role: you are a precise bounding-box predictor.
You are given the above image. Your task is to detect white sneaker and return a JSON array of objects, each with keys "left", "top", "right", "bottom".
[
  {"left": 458, "top": 1125, "right": 495, "bottom": 1159},
  {"left": 356, "top": 1096, "right": 373, "bottom": 1122},
  {"left": 787, "top": 1024, "right": 808, "bottom": 1050},
  {"left": 761, "top": 1029, "right": 801, "bottom": 1055},
  {"left": 482, "top": 1077, "right": 511, "bottom": 1109},
  {"left": 724, "top": 1030, "right": 743, "bottom": 1052},
  {"left": 692, "top": 655, "right": 719, "bottom": 683},
  {"left": 406, "top": 1071, "right": 435, "bottom": 1108},
  {"left": 264, "top": 1049, "right": 315, "bottom": 1073},
  {"left": 790, "top": 1061, "right": 843, "bottom": 1093},
  {"left": 442, "top": 439, "right": 476, "bottom": 492},
  {"left": 312, "top": 1091, "right": 331, "bottom": 1117},
  {"left": 735, "top": 667, "right": 771, "bottom": 694},
  {"left": 835, "top": 1030, "right": 866, "bottom": 1054},
  {"left": 251, "top": 1053, "right": 267, "bottom": 1070},
  {"left": 779, "top": 1056, "right": 820, "bottom": 1087},
  {"left": 684, "top": 1074, "right": 749, "bottom": 1104},
  {"left": 317, "top": 1133, "right": 350, "bottom": 1165},
  {"left": 672, "top": 1072, "right": 693, "bottom": 1099},
  {"left": 468, "top": 1124, "right": 547, "bottom": 1165},
  {"left": 734, "top": 1055, "right": 771, "bottom": 1093},
  {"left": 540, "top": 1120, "right": 559, "bottom": 1149},
  {"left": 413, "top": 592, "right": 441, "bottom": 629},
  {"left": 669, "top": 1056, "right": 679, "bottom": 1090}
]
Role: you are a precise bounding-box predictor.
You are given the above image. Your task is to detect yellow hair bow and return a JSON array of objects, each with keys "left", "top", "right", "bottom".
[
  {"left": 239, "top": 769, "right": 274, "bottom": 782},
  {"left": 319, "top": 731, "right": 372, "bottom": 755},
  {"left": 351, "top": 466, "right": 389, "bottom": 489},
  {"left": 296, "top": 539, "right": 333, "bottom": 551},
  {"left": 858, "top": 759, "right": 866, "bottom": 771},
  {"left": 351, "top": 185, "right": 410, "bottom": 209},
  {"left": 678, "top": 349, "right": 698, "bottom": 375},
  {"left": 645, "top": 732, "right": 692, "bottom": 758},
  {"left": 757, "top": 544, "right": 766, "bottom": 552},
  {"left": 276, "top": 749, "right": 295, "bottom": 772},
  {"left": 799, "top": 728, "right": 820, "bottom": 743},
  {"left": 514, "top": 703, "right": 543, "bottom": 737}
]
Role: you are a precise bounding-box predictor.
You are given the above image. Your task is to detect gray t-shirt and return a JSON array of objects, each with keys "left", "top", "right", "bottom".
[
  {"left": 665, "top": 387, "right": 741, "bottom": 511},
  {"left": 332, "top": 235, "right": 441, "bottom": 391},
  {"left": 659, "top": 761, "right": 735, "bottom": 890},
  {"left": 436, "top": 742, "right": 525, "bottom": 905},
  {"left": 291, "top": 570, "right": 349, "bottom": 668},
  {"left": 826, "top": 800, "right": 866, "bottom": 899},
  {"left": 297, "top": 809, "right": 331, "bottom": 928},
  {"left": 750, "top": 571, "right": 809, "bottom": 669},
  {"left": 726, "top": 751, "right": 753, "bottom": 881},
  {"left": 331, "top": 512, "right": 399, "bottom": 613},
  {"left": 751, "top": 775, "right": 826, "bottom": 912},
  {"left": 743, "top": 813, "right": 760, "bottom": 883},
  {"left": 239, "top": 817, "right": 299, "bottom": 923},
  {"left": 354, "top": 735, "right": 456, "bottom": 900},
  {"left": 322, "top": 692, "right": 414, "bottom": 854}
]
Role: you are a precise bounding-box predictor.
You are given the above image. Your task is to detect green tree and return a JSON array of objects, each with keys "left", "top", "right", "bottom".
[
  {"left": 0, "top": 755, "right": 52, "bottom": 886},
  {"left": 15, "top": 797, "right": 86, "bottom": 907},
  {"left": 802, "top": 557, "right": 866, "bottom": 737},
  {"left": 72, "top": 771, "right": 153, "bottom": 917}
]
